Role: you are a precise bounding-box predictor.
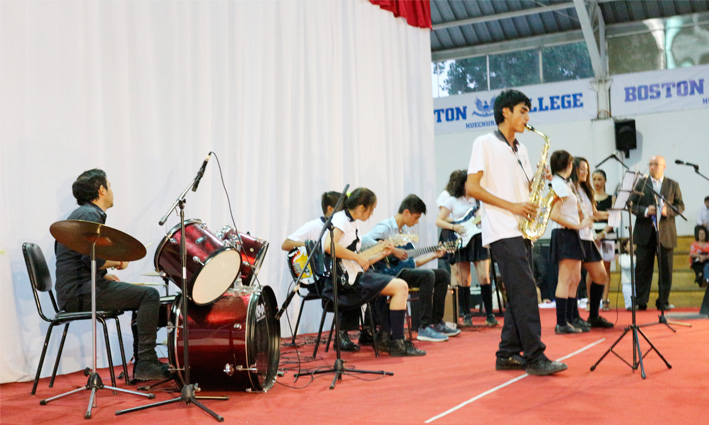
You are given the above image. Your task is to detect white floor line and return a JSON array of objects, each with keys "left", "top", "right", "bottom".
[{"left": 424, "top": 338, "right": 606, "bottom": 424}]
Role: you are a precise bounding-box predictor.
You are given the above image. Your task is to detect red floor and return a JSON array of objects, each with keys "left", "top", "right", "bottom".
[{"left": 2, "top": 308, "right": 708, "bottom": 425}]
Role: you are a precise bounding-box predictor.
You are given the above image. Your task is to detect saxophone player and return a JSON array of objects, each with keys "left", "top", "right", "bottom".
[{"left": 467, "top": 89, "right": 568, "bottom": 376}]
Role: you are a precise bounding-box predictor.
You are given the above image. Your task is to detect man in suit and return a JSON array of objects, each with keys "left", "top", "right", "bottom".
[{"left": 630, "top": 156, "right": 685, "bottom": 310}]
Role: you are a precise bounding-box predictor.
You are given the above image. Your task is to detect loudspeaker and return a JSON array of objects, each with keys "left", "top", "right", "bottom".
[{"left": 615, "top": 119, "right": 637, "bottom": 154}]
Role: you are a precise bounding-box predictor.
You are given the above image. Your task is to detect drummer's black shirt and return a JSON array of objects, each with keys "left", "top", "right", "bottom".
[{"left": 54, "top": 202, "right": 109, "bottom": 310}]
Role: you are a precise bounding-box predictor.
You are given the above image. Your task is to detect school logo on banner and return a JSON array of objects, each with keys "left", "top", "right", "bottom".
[{"left": 433, "top": 79, "right": 597, "bottom": 135}]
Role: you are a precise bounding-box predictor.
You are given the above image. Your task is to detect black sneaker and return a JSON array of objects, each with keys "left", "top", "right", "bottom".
[
  {"left": 389, "top": 339, "right": 426, "bottom": 357},
  {"left": 495, "top": 354, "right": 525, "bottom": 371},
  {"left": 525, "top": 357, "right": 568, "bottom": 376},
  {"left": 337, "top": 331, "right": 360, "bottom": 352},
  {"left": 571, "top": 318, "right": 591, "bottom": 332},
  {"left": 588, "top": 316, "right": 614, "bottom": 328},
  {"left": 133, "top": 359, "right": 171, "bottom": 381}
]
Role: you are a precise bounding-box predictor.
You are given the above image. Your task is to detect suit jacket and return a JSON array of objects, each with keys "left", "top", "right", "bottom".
[{"left": 629, "top": 176, "right": 684, "bottom": 248}]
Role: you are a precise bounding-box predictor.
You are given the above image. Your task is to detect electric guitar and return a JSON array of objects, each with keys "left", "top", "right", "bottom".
[
  {"left": 287, "top": 246, "right": 315, "bottom": 285},
  {"left": 336, "top": 234, "right": 418, "bottom": 287},
  {"left": 372, "top": 239, "right": 462, "bottom": 276},
  {"left": 452, "top": 206, "right": 482, "bottom": 247}
]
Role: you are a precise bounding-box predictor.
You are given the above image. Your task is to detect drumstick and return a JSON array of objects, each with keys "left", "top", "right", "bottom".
[{"left": 129, "top": 282, "right": 167, "bottom": 287}]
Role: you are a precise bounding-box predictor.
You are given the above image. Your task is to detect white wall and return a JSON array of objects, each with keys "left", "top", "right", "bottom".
[{"left": 435, "top": 108, "right": 708, "bottom": 238}]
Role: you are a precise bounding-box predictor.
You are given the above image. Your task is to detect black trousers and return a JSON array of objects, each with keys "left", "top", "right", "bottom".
[
  {"left": 64, "top": 281, "right": 161, "bottom": 362},
  {"left": 490, "top": 237, "right": 546, "bottom": 363},
  {"left": 398, "top": 268, "right": 449, "bottom": 328},
  {"left": 635, "top": 229, "right": 673, "bottom": 308}
]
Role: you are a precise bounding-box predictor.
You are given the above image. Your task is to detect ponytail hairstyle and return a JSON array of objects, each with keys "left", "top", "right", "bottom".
[{"left": 344, "top": 188, "right": 377, "bottom": 211}]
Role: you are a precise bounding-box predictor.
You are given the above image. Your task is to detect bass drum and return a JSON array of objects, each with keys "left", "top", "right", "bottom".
[{"left": 168, "top": 286, "right": 280, "bottom": 391}]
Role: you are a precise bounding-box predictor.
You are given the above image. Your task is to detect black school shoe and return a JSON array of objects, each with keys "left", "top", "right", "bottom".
[
  {"left": 571, "top": 318, "right": 591, "bottom": 332},
  {"left": 495, "top": 354, "right": 525, "bottom": 371},
  {"left": 555, "top": 323, "right": 582, "bottom": 334},
  {"left": 337, "top": 331, "right": 360, "bottom": 352},
  {"left": 134, "top": 359, "right": 172, "bottom": 381},
  {"left": 588, "top": 316, "right": 614, "bottom": 328},
  {"left": 525, "top": 357, "right": 568, "bottom": 376},
  {"left": 389, "top": 339, "right": 426, "bottom": 357}
]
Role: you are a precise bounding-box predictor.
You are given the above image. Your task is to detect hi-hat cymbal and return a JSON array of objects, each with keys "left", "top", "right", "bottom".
[{"left": 50, "top": 219, "right": 146, "bottom": 262}]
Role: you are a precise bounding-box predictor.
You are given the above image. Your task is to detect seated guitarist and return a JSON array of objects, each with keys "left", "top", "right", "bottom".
[
  {"left": 323, "top": 188, "right": 425, "bottom": 357},
  {"left": 362, "top": 194, "right": 460, "bottom": 343},
  {"left": 436, "top": 170, "right": 498, "bottom": 327},
  {"left": 280, "top": 191, "right": 362, "bottom": 352}
]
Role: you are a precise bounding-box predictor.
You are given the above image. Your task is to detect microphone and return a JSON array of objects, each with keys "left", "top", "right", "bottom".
[
  {"left": 192, "top": 152, "right": 212, "bottom": 192},
  {"left": 675, "top": 159, "right": 699, "bottom": 169}
]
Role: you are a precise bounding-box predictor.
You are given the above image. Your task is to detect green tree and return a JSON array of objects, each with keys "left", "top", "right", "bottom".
[{"left": 543, "top": 42, "right": 594, "bottom": 82}]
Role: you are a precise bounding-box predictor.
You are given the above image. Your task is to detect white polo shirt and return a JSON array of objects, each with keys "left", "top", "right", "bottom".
[
  {"left": 551, "top": 175, "right": 580, "bottom": 230},
  {"left": 468, "top": 131, "right": 533, "bottom": 246},
  {"left": 577, "top": 189, "right": 595, "bottom": 240},
  {"left": 288, "top": 217, "right": 325, "bottom": 242},
  {"left": 436, "top": 190, "right": 452, "bottom": 208}
]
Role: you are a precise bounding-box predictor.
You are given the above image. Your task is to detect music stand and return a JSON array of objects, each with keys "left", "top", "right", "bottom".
[
  {"left": 591, "top": 171, "right": 671, "bottom": 378},
  {"left": 43, "top": 220, "right": 154, "bottom": 418},
  {"left": 116, "top": 163, "right": 228, "bottom": 421}
]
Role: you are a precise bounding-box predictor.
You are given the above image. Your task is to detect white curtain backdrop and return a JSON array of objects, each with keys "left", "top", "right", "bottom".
[{"left": 0, "top": 0, "right": 435, "bottom": 383}]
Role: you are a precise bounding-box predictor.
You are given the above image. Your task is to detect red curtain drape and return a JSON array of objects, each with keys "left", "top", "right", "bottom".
[{"left": 369, "top": 0, "right": 431, "bottom": 29}]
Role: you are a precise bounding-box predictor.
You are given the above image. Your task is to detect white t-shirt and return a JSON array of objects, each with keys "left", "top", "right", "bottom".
[
  {"left": 468, "top": 131, "right": 533, "bottom": 246},
  {"left": 325, "top": 210, "right": 360, "bottom": 252},
  {"left": 551, "top": 175, "right": 580, "bottom": 229},
  {"left": 288, "top": 217, "right": 325, "bottom": 242},
  {"left": 442, "top": 196, "right": 478, "bottom": 221},
  {"left": 436, "top": 190, "right": 452, "bottom": 208},
  {"left": 577, "top": 189, "right": 595, "bottom": 241}
]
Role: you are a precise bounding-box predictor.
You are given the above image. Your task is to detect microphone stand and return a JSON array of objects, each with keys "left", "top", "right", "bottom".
[
  {"left": 290, "top": 186, "right": 393, "bottom": 389},
  {"left": 591, "top": 171, "right": 671, "bottom": 378},
  {"left": 676, "top": 161, "right": 709, "bottom": 183},
  {"left": 117, "top": 159, "right": 228, "bottom": 421}
]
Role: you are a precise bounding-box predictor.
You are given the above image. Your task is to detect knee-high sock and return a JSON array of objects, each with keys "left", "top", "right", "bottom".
[
  {"left": 459, "top": 286, "right": 471, "bottom": 316},
  {"left": 589, "top": 282, "right": 604, "bottom": 319},
  {"left": 567, "top": 297, "right": 578, "bottom": 323},
  {"left": 480, "top": 284, "right": 494, "bottom": 316},
  {"left": 556, "top": 298, "right": 568, "bottom": 326},
  {"left": 389, "top": 309, "right": 406, "bottom": 341}
]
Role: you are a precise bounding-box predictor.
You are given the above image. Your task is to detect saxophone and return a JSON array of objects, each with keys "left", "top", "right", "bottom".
[{"left": 519, "top": 124, "right": 558, "bottom": 241}]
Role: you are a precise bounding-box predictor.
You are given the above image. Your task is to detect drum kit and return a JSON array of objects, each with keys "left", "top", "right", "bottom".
[
  {"left": 153, "top": 219, "right": 279, "bottom": 392},
  {"left": 44, "top": 217, "right": 279, "bottom": 419}
]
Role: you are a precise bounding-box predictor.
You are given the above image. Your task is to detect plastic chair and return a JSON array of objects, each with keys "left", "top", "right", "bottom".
[{"left": 22, "top": 242, "right": 129, "bottom": 395}]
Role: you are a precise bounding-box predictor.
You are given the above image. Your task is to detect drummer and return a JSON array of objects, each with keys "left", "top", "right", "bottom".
[{"left": 54, "top": 169, "right": 171, "bottom": 381}]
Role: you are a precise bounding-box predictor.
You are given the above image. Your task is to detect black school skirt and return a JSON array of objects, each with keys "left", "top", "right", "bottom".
[{"left": 550, "top": 228, "right": 585, "bottom": 264}]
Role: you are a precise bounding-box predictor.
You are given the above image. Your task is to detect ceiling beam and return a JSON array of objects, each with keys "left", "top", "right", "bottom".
[
  {"left": 431, "top": 0, "right": 619, "bottom": 31},
  {"left": 431, "top": 10, "right": 709, "bottom": 62},
  {"left": 432, "top": 2, "right": 576, "bottom": 30},
  {"left": 573, "top": 0, "right": 606, "bottom": 78}
]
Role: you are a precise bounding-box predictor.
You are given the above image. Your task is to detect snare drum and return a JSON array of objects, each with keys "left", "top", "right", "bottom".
[
  {"left": 220, "top": 226, "right": 269, "bottom": 286},
  {"left": 168, "top": 286, "right": 280, "bottom": 391},
  {"left": 155, "top": 219, "right": 241, "bottom": 305}
]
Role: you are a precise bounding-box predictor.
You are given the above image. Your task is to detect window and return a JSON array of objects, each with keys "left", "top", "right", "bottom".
[
  {"left": 542, "top": 42, "right": 593, "bottom": 83},
  {"left": 489, "top": 49, "right": 540, "bottom": 90}
]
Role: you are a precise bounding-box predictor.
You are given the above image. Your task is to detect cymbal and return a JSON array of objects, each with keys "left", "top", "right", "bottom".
[
  {"left": 128, "top": 282, "right": 166, "bottom": 286},
  {"left": 50, "top": 219, "right": 146, "bottom": 262}
]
